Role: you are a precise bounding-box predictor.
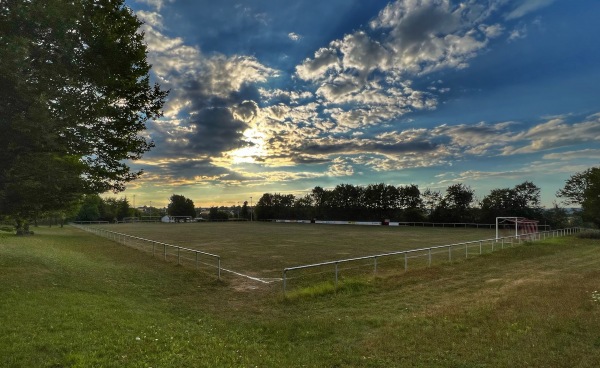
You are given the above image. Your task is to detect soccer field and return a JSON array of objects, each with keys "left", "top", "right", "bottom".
[{"left": 91, "top": 222, "right": 497, "bottom": 280}]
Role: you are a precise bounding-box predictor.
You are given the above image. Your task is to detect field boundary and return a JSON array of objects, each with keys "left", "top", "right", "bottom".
[
  {"left": 71, "top": 223, "right": 222, "bottom": 279},
  {"left": 71, "top": 223, "right": 283, "bottom": 284},
  {"left": 282, "top": 227, "right": 584, "bottom": 294}
]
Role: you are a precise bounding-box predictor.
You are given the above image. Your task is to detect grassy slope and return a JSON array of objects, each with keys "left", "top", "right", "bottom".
[{"left": 1, "top": 226, "right": 599, "bottom": 367}]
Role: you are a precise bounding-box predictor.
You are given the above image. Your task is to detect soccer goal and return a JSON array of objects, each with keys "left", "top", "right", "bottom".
[{"left": 496, "top": 217, "right": 539, "bottom": 240}]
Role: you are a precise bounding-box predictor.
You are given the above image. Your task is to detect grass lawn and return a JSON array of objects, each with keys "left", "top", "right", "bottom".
[
  {"left": 1, "top": 225, "right": 600, "bottom": 367},
  {"left": 90, "top": 222, "right": 499, "bottom": 279}
]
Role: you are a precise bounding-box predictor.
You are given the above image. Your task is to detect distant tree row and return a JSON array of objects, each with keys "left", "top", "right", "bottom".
[
  {"left": 254, "top": 181, "right": 579, "bottom": 229},
  {"left": 75, "top": 195, "right": 138, "bottom": 223}
]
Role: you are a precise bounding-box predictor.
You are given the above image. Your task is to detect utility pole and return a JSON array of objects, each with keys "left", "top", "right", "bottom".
[{"left": 250, "top": 196, "right": 253, "bottom": 222}]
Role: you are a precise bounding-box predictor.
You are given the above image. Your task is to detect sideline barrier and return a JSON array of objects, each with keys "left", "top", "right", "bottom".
[
  {"left": 71, "top": 223, "right": 221, "bottom": 279},
  {"left": 282, "top": 227, "right": 584, "bottom": 295}
]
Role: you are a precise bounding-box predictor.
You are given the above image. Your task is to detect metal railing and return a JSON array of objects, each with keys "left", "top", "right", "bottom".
[
  {"left": 71, "top": 223, "right": 221, "bottom": 279},
  {"left": 282, "top": 227, "right": 582, "bottom": 295}
]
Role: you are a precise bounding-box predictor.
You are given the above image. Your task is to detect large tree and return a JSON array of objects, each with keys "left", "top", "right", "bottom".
[
  {"left": 557, "top": 167, "right": 600, "bottom": 227},
  {"left": 0, "top": 0, "right": 167, "bottom": 230},
  {"left": 167, "top": 195, "right": 195, "bottom": 218}
]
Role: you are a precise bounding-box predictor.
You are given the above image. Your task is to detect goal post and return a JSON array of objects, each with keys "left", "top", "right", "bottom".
[{"left": 496, "top": 217, "right": 539, "bottom": 240}]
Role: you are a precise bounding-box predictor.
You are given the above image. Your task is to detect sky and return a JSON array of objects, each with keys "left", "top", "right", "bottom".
[{"left": 121, "top": 0, "right": 600, "bottom": 209}]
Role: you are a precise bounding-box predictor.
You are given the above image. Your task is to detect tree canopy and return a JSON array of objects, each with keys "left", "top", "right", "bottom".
[
  {"left": 167, "top": 195, "right": 195, "bottom": 218},
  {"left": 0, "top": 0, "right": 167, "bottom": 229},
  {"left": 480, "top": 181, "right": 542, "bottom": 223},
  {"left": 558, "top": 167, "right": 600, "bottom": 227}
]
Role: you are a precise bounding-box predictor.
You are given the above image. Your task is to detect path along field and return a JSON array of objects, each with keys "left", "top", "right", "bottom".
[
  {"left": 91, "top": 222, "right": 498, "bottom": 283},
  {"left": 1, "top": 226, "right": 600, "bottom": 367}
]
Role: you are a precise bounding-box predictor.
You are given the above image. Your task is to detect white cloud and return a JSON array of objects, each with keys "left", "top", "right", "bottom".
[
  {"left": 508, "top": 24, "right": 527, "bottom": 41},
  {"left": 327, "top": 158, "right": 354, "bottom": 177},
  {"left": 479, "top": 23, "right": 505, "bottom": 38},
  {"left": 542, "top": 149, "right": 600, "bottom": 161},
  {"left": 138, "top": 14, "right": 278, "bottom": 117},
  {"left": 288, "top": 32, "right": 302, "bottom": 41},
  {"left": 339, "top": 31, "right": 391, "bottom": 78},
  {"left": 292, "top": 0, "right": 506, "bottom": 132},
  {"left": 506, "top": 0, "right": 556, "bottom": 20},
  {"left": 295, "top": 46, "right": 341, "bottom": 81},
  {"left": 135, "top": 0, "right": 173, "bottom": 11},
  {"left": 503, "top": 115, "right": 600, "bottom": 154}
]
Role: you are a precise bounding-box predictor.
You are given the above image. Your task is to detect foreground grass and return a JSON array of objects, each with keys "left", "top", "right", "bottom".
[{"left": 1, "top": 227, "right": 599, "bottom": 367}]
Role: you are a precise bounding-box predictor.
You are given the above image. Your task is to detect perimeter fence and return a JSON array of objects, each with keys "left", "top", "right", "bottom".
[
  {"left": 282, "top": 227, "right": 584, "bottom": 295},
  {"left": 71, "top": 223, "right": 221, "bottom": 279}
]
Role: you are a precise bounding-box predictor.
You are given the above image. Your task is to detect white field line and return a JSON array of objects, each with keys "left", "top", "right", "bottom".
[{"left": 219, "top": 267, "right": 282, "bottom": 284}]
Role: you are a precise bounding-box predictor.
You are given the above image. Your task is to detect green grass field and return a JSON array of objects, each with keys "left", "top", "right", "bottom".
[
  {"left": 90, "top": 222, "right": 499, "bottom": 281},
  {"left": 1, "top": 225, "right": 600, "bottom": 367}
]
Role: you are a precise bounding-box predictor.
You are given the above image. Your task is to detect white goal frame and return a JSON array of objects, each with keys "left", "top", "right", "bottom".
[{"left": 495, "top": 217, "right": 539, "bottom": 240}]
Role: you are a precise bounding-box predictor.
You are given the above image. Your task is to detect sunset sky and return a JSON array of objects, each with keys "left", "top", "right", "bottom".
[{"left": 121, "top": 0, "right": 600, "bottom": 209}]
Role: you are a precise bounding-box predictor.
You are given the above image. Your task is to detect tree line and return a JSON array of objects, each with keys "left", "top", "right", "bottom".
[
  {"left": 254, "top": 177, "right": 599, "bottom": 229},
  {"left": 72, "top": 194, "right": 253, "bottom": 223}
]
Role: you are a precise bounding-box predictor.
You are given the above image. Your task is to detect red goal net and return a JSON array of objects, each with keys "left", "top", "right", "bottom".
[{"left": 496, "top": 217, "right": 539, "bottom": 241}]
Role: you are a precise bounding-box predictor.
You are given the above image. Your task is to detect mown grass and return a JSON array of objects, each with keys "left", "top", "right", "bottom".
[
  {"left": 1, "top": 226, "right": 600, "bottom": 367},
  {"left": 93, "top": 222, "right": 497, "bottom": 278}
]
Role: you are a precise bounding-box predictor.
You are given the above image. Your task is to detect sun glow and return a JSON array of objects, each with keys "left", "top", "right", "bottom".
[{"left": 230, "top": 128, "right": 267, "bottom": 164}]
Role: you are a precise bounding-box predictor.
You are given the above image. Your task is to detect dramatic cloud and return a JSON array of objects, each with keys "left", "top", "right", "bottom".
[
  {"left": 123, "top": 0, "right": 599, "bottom": 207},
  {"left": 136, "top": 7, "right": 278, "bottom": 163}
]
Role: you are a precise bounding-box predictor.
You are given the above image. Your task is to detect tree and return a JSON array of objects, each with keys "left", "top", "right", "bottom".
[
  {"left": 208, "top": 207, "right": 229, "bottom": 221},
  {"left": 240, "top": 201, "right": 250, "bottom": 220},
  {"left": 0, "top": 0, "right": 167, "bottom": 231},
  {"left": 542, "top": 203, "right": 569, "bottom": 229},
  {"left": 558, "top": 167, "right": 600, "bottom": 227},
  {"left": 431, "top": 183, "right": 475, "bottom": 222},
  {"left": 76, "top": 195, "right": 103, "bottom": 222},
  {"left": 255, "top": 193, "right": 296, "bottom": 220},
  {"left": 311, "top": 186, "right": 332, "bottom": 219},
  {"left": 512, "top": 181, "right": 542, "bottom": 219},
  {"left": 422, "top": 188, "right": 442, "bottom": 217},
  {"left": 480, "top": 181, "right": 543, "bottom": 223},
  {"left": 167, "top": 195, "right": 195, "bottom": 218}
]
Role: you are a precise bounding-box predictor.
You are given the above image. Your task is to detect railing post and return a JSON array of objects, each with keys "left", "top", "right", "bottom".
[
  {"left": 465, "top": 243, "right": 468, "bottom": 258},
  {"left": 218, "top": 257, "right": 221, "bottom": 280},
  {"left": 448, "top": 245, "right": 452, "bottom": 262},
  {"left": 479, "top": 241, "right": 482, "bottom": 254},
  {"left": 334, "top": 262, "right": 339, "bottom": 289},
  {"left": 283, "top": 269, "right": 287, "bottom": 295}
]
